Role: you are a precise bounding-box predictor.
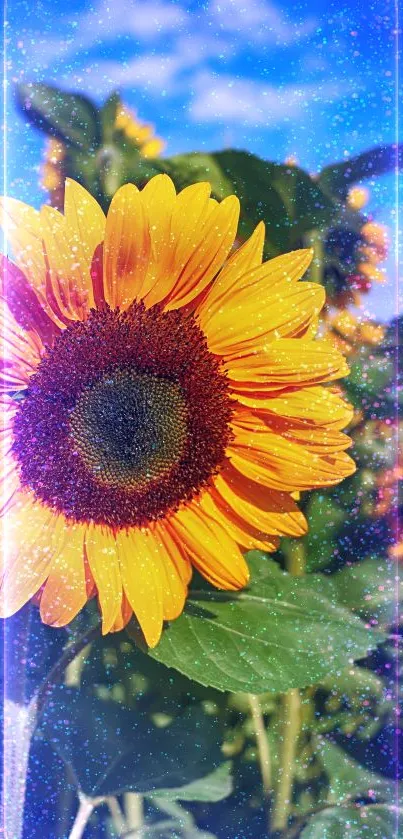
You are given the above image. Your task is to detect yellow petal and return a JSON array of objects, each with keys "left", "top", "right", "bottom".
[
  {"left": 203, "top": 277, "right": 324, "bottom": 357},
  {"left": 63, "top": 178, "right": 105, "bottom": 305},
  {"left": 164, "top": 194, "right": 240, "bottom": 310},
  {"left": 84, "top": 525, "right": 122, "bottom": 634},
  {"left": 137, "top": 175, "right": 177, "bottom": 304},
  {"left": 169, "top": 502, "right": 249, "bottom": 590},
  {"left": 227, "top": 338, "right": 349, "bottom": 390},
  {"left": 198, "top": 488, "right": 279, "bottom": 552},
  {"left": 214, "top": 466, "right": 307, "bottom": 537},
  {"left": 0, "top": 198, "right": 49, "bottom": 307},
  {"left": 235, "top": 385, "right": 354, "bottom": 429},
  {"left": 103, "top": 183, "right": 150, "bottom": 309},
  {"left": 198, "top": 244, "right": 309, "bottom": 328},
  {"left": 229, "top": 413, "right": 356, "bottom": 492},
  {"left": 117, "top": 527, "right": 164, "bottom": 648},
  {"left": 0, "top": 300, "right": 42, "bottom": 392},
  {"left": 39, "top": 523, "right": 87, "bottom": 626},
  {"left": 0, "top": 495, "right": 61, "bottom": 618}
]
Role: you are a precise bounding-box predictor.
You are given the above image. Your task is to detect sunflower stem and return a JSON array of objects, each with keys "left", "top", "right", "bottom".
[
  {"left": 124, "top": 792, "right": 144, "bottom": 837},
  {"left": 106, "top": 797, "right": 128, "bottom": 835},
  {"left": 68, "top": 794, "right": 101, "bottom": 839},
  {"left": 271, "top": 689, "right": 302, "bottom": 833},
  {"left": 271, "top": 543, "right": 306, "bottom": 833},
  {"left": 248, "top": 694, "right": 272, "bottom": 798}
]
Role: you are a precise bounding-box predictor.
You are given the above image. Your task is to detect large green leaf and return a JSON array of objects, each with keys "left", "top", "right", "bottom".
[
  {"left": 40, "top": 686, "right": 226, "bottom": 797},
  {"left": 152, "top": 762, "right": 232, "bottom": 802},
  {"left": 16, "top": 83, "right": 101, "bottom": 150},
  {"left": 147, "top": 555, "right": 382, "bottom": 694},
  {"left": 300, "top": 805, "right": 401, "bottom": 838},
  {"left": 318, "top": 143, "right": 402, "bottom": 200},
  {"left": 314, "top": 558, "right": 401, "bottom": 625},
  {"left": 315, "top": 738, "right": 398, "bottom": 805}
]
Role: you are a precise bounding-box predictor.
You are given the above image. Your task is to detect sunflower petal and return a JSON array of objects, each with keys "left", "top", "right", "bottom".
[
  {"left": 103, "top": 183, "right": 150, "bottom": 309},
  {"left": 198, "top": 243, "right": 309, "bottom": 327},
  {"left": 229, "top": 412, "right": 356, "bottom": 491},
  {"left": 214, "top": 465, "right": 307, "bottom": 537},
  {"left": 170, "top": 503, "right": 249, "bottom": 589},
  {"left": 0, "top": 496, "right": 61, "bottom": 618},
  {"left": 235, "top": 385, "right": 354, "bottom": 429},
  {"left": 164, "top": 194, "right": 240, "bottom": 310},
  {"left": 85, "top": 525, "right": 122, "bottom": 634},
  {"left": 117, "top": 527, "right": 164, "bottom": 648},
  {"left": 227, "top": 338, "right": 349, "bottom": 390},
  {"left": 203, "top": 277, "right": 325, "bottom": 357},
  {"left": 39, "top": 523, "right": 87, "bottom": 627},
  {"left": 0, "top": 300, "right": 42, "bottom": 392}
]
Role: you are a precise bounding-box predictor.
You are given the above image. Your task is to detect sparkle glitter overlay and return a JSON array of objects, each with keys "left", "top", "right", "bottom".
[{"left": 12, "top": 302, "right": 233, "bottom": 529}]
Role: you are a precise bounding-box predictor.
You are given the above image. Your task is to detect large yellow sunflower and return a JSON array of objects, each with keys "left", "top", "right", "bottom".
[{"left": 0, "top": 176, "right": 355, "bottom": 646}]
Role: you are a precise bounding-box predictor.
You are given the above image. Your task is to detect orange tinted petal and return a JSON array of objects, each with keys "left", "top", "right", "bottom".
[
  {"left": 103, "top": 183, "right": 150, "bottom": 309},
  {"left": 164, "top": 194, "right": 240, "bottom": 311},
  {"left": 169, "top": 502, "right": 249, "bottom": 590}
]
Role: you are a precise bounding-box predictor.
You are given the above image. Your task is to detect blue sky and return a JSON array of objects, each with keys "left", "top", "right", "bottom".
[{"left": 3, "top": 0, "right": 399, "bottom": 319}]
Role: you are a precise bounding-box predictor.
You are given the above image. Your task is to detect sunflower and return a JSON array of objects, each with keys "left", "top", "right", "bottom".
[{"left": 0, "top": 176, "right": 355, "bottom": 646}]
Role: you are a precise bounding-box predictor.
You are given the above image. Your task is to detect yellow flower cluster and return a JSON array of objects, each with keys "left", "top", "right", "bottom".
[
  {"left": 325, "top": 309, "right": 385, "bottom": 356},
  {"left": 115, "top": 105, "right": 165, "bottom": 158}
]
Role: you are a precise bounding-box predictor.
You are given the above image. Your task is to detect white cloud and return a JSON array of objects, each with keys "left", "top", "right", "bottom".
[
  {"left": 65, "top": 53, "right": 183, "bottom": 97},
  {"left": 190, "top": 72, "right": 353, "bottom": 126},
  {"left": 77, "top": 0, "right": 187, "bottom": 42},
  {"left": 209, "top": 0, "right": 317, "bottom": 45}
]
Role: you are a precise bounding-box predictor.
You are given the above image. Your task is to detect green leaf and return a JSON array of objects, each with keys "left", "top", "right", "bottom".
[
  {"left": 100, "top": 91, "right": 121, "bottom": 143},
  {"left": 40, "top": 686, "right": 226, "bottom": 797},
  {"left": 147, "top": 556, "right": 382, "bottom": 694},
  {"left": 151, "top": 762, "right": 233, "bottom": 802},
  {"left": 315, "top": 738, "right": 398, "bottom": 805},
  {"left": 294, "top": 493, "right": 345, "bottom": 572},
  {"left": 16, "top": 83, "right": 101, "bottom": 150},
  {"left": 310, "top": 558, "right": 401, "bottom": 625},
  {"left": 318, "top": 144, "right": 403, "bottom": 200},
  {"left": 300, "top": 805, "right": 401, "bottom": 838},
  {"left": 161, "top": 153, "right": 234, "bottom": 199}
]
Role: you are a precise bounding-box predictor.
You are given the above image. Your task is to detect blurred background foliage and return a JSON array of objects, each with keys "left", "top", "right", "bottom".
[{"left": 3, "top": 83, "right": 401, "bottom": 839}]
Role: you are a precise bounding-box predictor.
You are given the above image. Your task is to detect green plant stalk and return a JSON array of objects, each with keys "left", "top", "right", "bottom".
[
  {"left": 124, "top": 792, "right": 144, "bottom": 837},
  {"left": 248, "top": 694, "right": 272, "bottom": 797},
  {"left": 68, "top": 794, "right": 102, "bottom": 839},
  {"left": 306, "top": 229, "right": 323, "bottom": 287},
  {"left": 271, "top": 542, "right": 306, "bottom": 833},
  {"left": 271, "top": 690, "right": 302, "bottom": 833}
]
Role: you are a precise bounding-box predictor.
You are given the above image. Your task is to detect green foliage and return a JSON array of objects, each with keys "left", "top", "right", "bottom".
[
  {"left": 16, "top": 83, "right": 101, "bottom": 150},
  {"left": 40, "top": 685, "right": 228, "bottom": 798},
  {"left": 314, "top": 738, "right": 399, "bottom": 805},
  {"left": 318, "top": 144, "right": 402, "bottom": 200},
  {"left": 300, "top": 805, "right": 401, "bottom": 839},
  {"left": 148, "top": 555, "right": 381, "bottom": 694}
]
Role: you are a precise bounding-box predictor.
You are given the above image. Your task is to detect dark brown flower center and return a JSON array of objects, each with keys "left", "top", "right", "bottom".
[
  {"left": 12, "top": 303, "right": 233, "bottom": 529},
  {"left": 69, "top": 371, "right": 188, "bottom": 491}
]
